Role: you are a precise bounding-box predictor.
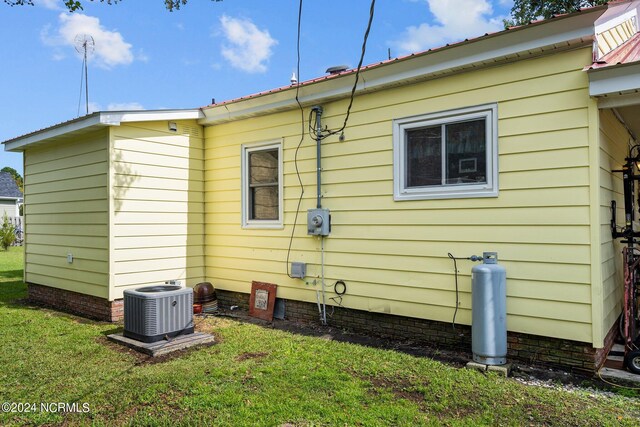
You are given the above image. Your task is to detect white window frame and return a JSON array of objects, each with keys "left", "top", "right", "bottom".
[
  {"left": 241, "top": 139, "right": 284, "bottom": 229},
  {"left": 393, "top": 103, "right": 498, "bottom": 201}
]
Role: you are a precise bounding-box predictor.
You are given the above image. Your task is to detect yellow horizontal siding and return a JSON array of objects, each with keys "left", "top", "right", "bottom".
[
  {"left": 26, "top": 174, "right": 105, "bottom": 195},
  {"left": 26, "top": 163, "right": 107, "bottom": 185},
  {"left": 28, "top": 233, "right": 107, "bottom": 249},
  {"left": 24, "top": 131, "right": 109, "bottom": 297},
  {"left": 27, "top": 212, "right": 108, "bottom": 225},
  {"left": 111, "top": 121, "right": 205, "bottom": 295},
  {"left": 203, "top": 46, "right": 597, "bottom": 342},
  {"left": 114, "top": 223, "right": 205, "bottom": 237},
  {"left": 209, "top": 236, "right": 590, "bottom": 264},
  {"left": 113, "top": 246, "right": 205, "bottom": 262},
  {"left": 27, "top": 243, "right": 107, "bottom": 262},
  {"left": 26, "top": 273, "right": 107, "bottom": 298},
  {"left": 113, "top": 267, "right": 205, "bottom": 289}
]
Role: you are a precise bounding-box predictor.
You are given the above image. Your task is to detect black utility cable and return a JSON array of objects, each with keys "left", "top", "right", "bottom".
[
  {"left": 286, "top": 0, "right": 305, "bottom": 278},
  {"left": 447, "top": 253, "right": 461, "bottom": 333},
  {"left": 287, "top": 0, "right": 376, "bottom": 275},
  {"left": 447, "top": 253, "right": 482, "bottom": 334},
  {"left": 328, "top": 280, "right": 347, "bottom": 317},
  {"left": 323, "top": 0, "right": 376, "bottom": 140}
]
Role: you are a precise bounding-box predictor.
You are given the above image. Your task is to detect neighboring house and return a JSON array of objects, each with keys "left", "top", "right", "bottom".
[
  {"left": 5, "top": 1, "right": 640, "bottom": 373},
  {"left": 0, "top": 171, "right": 23, "bottom": 218}
]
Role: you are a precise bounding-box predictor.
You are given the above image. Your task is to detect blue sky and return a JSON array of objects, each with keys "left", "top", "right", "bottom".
[{"left": 0, "top": 0, "right": 514, "bottom": 174}]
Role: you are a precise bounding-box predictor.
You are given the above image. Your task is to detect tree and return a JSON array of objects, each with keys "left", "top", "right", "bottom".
[
  {"left": 3, "top": 0, "right": 221, "bottom": 12},
  {"left": 507, "top": 0, "right": 609, "bottom": 27},
  {"left": 1, "top": 167, "right": 23, "bottom": 192},
  {"left": 0, "top": 213, "right": 16, "bottom": 251}
]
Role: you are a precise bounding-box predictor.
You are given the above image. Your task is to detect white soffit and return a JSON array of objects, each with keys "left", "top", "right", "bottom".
[{"left": 589, "top": 62, "right": 640, "bottom": 102}]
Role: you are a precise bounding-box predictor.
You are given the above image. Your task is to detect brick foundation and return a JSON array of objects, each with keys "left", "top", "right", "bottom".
[
  {"left": 27, "top": 283, "right": 123, "bottom": 322},
  {"left": 218, "top": 289, "right": 617, "bottom": 375}
]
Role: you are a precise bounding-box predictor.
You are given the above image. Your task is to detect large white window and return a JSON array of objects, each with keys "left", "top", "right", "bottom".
[
  {"left": 241, "top": 140, "right": 283, "bottom": 228},
  {"left": 393, "top": 104, "right": 498, "bottom": 200}
]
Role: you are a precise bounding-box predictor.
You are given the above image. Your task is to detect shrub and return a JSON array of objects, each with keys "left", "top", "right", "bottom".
[{"left": 0, "top": 213, "right": 16, "bottom": 250}]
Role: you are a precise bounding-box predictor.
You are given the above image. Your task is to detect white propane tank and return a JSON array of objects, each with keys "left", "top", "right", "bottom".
[{"left": 471, "top": 252, "right": 507, "bottom": 365}]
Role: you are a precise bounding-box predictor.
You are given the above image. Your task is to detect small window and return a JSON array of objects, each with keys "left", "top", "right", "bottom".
[
  {"left": 393, "top": 104, "right": 498, "bottom": 200},
  {"left": 241, "top": 141, "right": 283, "bottom": 228}
]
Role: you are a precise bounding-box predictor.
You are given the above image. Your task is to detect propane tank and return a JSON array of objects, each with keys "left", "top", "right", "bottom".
[{"left": 471, "top": 252, "right": 507, "bottom": 365}]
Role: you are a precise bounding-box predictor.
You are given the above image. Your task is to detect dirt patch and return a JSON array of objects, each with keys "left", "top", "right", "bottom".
[
  {"left": 235, "top": 352, "right": 269, "bottom": 362},
  {"left": 348, "top": 368, "right": 427, "bottom": 408},
  {"left": 349, "top": 370, "right": 483, "bottom": 421},
  {"left": 106, "top": 389, "right": 189, "bottom": 426},
  {"left": 97, "top": 334, "right": 219, "bottom": 365}
]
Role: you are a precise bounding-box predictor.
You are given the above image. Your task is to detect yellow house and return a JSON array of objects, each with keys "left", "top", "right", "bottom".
[{"left": 5, "top": 1, "right": 640, "bottom": 373}]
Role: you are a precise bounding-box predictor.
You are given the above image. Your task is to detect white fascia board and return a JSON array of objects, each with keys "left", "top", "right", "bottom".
[
  {"left": 3, "top": 109, "right": 203, "bottom": 152},
  {"left": 100, "top": 109, "right": 204, "bottom": 124},
  {"left": 3, "top": 114, "right": 104, "bottom": 152},
  {"left": 0, "top": 196, "right": 20, "bottom": 200},
  {"left": 589, "top": 62, "right": 640, "bottom": 96},
  {"left": 200, "top": 9, "right": 604, "bottom": 126}
]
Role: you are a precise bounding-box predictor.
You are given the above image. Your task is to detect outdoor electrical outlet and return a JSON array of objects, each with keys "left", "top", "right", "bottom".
[{"left": 67, "top": 253, "right": 73, "bottom": 264}]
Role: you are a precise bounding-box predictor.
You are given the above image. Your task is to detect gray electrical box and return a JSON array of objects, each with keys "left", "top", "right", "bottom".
[
  {"left": 291, "top": 262, "right": 306, "bottom": 279},
  {"left": 307, "top": 208, "right": 331, "bottom": 236}
]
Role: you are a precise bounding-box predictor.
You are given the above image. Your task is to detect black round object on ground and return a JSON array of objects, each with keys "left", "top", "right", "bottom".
[{"left": 624, "top": 349, "right": 640, "bottom": 374}]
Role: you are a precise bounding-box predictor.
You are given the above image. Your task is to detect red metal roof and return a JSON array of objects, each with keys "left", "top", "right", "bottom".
[
  {"left": 587, "top": 32, "right": 640, "bottom": 69},
  {"left": 203, "top": 4, "right": 608, "bottom": 110}
]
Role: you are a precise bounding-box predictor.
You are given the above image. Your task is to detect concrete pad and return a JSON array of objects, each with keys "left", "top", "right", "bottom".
[
  {"left": 487, "top": 363, "right": 512, "bottom": 377},
  {"left": 465, "top": 361, "right": 487, "bottom": 372},
  {"left": 599, "top": 367, "right": 640, "bottom": 385},
  {"left": 107, "top": 332, "right": 215, "bottom": 357},
  {"left": 466, "top": 361, "right": 512, "bottom": 377}
]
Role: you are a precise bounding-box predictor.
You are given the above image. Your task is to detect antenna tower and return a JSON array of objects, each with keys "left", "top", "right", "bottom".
[{"left": 74, "top": 34, "right": 95, "bottom": 116}]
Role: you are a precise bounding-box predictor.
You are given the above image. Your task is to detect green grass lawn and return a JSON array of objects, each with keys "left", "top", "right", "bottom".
[{"left": 1, "top": 246, "right": 639, "bottom": 426}]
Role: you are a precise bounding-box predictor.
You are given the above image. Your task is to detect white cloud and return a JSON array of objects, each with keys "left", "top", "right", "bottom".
[
  {"left": 106, "top": 102, "right": 144, "bottom": 111},
  {"left": 51, "top": 51, "right": 66, "bottom": 61},
  {"left": 392, "top": 0, "right": 506, "bottom": 54},
  {"left": 87, "top": 101, "right": 101, "bottom": 113},
  {"left": 87, "top": 101, "right": 144, "bottom": 112},
  {"left": 35, "top": 0, "right": 63, "bottom": 10},
  {"left": 219, "top": 15, "right": 277, "bottom": 73},
  {"left": 41, "top": 13, "right": 134, "bottom": 69},
  {"left": 136, "top": 48, "right": 149, "bottom": 63}
]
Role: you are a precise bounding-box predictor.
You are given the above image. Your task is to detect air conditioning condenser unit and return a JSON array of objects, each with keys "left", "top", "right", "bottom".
[{"left": 123, "top": 285, "right": 194, "bottom": 343}]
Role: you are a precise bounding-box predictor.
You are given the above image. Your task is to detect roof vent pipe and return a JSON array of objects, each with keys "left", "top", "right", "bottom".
[{"left": 326, "top": 65, "right": 349, "bottom": 75}]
